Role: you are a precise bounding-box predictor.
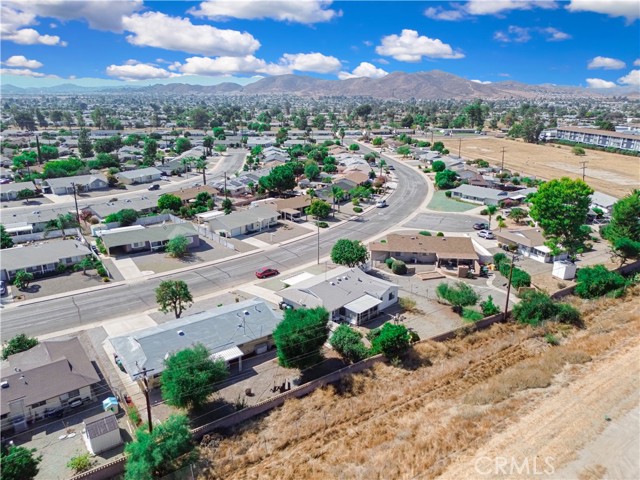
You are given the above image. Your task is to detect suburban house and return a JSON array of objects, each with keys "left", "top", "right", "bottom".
[
  {"left": 263, "top": 195, "right": 312, "bottom": 221},
  {"left": 279, "top": 266, "right": 399, "bottom": 325},
  {"left": 172, "top": 185, "right": 218, "bottom": 205},
  {"left": 1, "top": 207, "right": 75, "bottom": 233},
  {"left": 208, "top": 206, "right": 279, "bottom": 237},
  {"left": 100, "top": 223, "right": 199, "bottom": 256},
  {"left": 86, "top": 197, "right": 158, "bottom": 222},
  {"left": 43, "top": 173, "right": 108, "bottom": 195},
  {"left": 0, "top": 240, "right": 91, "bottom": 281},
  {"left": 0, "top": 181, "right": 37, "bottom": 202},
  {"left": 495, "top": 228, "right": 564, "bottom": 263},
  {"left": 109, "top": 298, "right": 282, "bottom": 382},
  {"left": 342, "top": 171, "right": 371, "bottom": 186},
  {"left": 83, "top": 411, "right": 123, "bottom": 455},
  {"left": 369, "top": 234, "right": 481, "bottom": 273},
  {"left": 115, "top": 167, "right": 162, "bottom": 185},
  {"left": 1, "top": 338, "right": 101, "bottom": 432},
  {"left": 450, "top": 184, "right": 536, "bottom": 206},
  {"left": 590, "top": 191, "right": 618, "bottom": 214}
]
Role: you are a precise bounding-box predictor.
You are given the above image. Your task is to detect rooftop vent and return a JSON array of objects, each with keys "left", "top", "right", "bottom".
[
  {"left": 243, "top": 310, "right": 250, "bottom": 315},
  {"left": 343, "top": 276, "right": 348, "bottom": 280},
  {"left": 1, "top": 381, "right": 8, "bottom": 389},
  {"left": 177, "top": 330, "right": 185, "bottom": 336},
  {"left": 330, "top": 281, "right": 335, "bottom": 286}
]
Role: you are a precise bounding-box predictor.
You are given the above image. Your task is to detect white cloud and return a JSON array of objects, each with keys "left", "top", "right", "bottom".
[
  {"left": 423, "top": 6, "right": 465, "bottom": 21},
  {"left": 189, "top": 0, "right": 340, "bottom": 24},
  {"left": 540, "top": 27, "right": 571, "bottom": 41},
  {"left": 0, "top": 5, "right": 66, "bottom": 46},
  {"left": 280, "top": 53, "right": 341, "bottom": 73},
  {"left": 5, "top": 0, "right": 142, "bottom": 32},
  {"left": 106, "top": 62, "right": 178, "bottom": 81},
  {"left": 3, "top": 28, "right": 66, "bottom": 46},
  {"left": 176, "top": 56, "right": 290, "bottom": 76},
  {"left": 363, "top": 40, "right": 373, "bottom": 47},
  {"left": 634, "top": 59, "right": 640, "bottom": 67},
  {"left": 466, "top": 0, "right": 557, "bottom": 15},
  {"left": 374, "top": 58, "right": 390, "bottom": 65},
  {"left": 375, "top": 29, "right": 464, "bottom": 62},
  {"left": 588, "top": 56, "right": 626, "bottom": 69},
  {"left": 494, "top": 25, "right": 531, "bottom": 43},
  {"left": 0, "top": 67, "right": 47, "bottom": 77},
  {"left": 338, "top": 62, "right": 388, "bottom": 80},
  {"left": 3, "top": 55, "right": 43, "bottom": 69},
  {"left": 471, "top": 79, "right": 492, "bottom": 84},
  {"left": 566, "top": 0, "right": 639, "bottom": 22},
  {"left": 618, "top": 70, "right": 640, "bottom": 87},
  {"left": 585, "top": 78, "right": 617, "bottom": 88},
  {"left": 122, "top": 12, "right": 260, "bottom": 57}
]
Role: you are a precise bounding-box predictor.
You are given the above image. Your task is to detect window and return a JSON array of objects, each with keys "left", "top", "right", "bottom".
[
  {"left": 67, "top": 389, "right": 80, "bottom": 398},
  {"left": 132, "top": 242, "right": 145, "bottom": 248},
  {"left": 31, "top": 401, "right": 46, "bottom": 408},
  {"left": 388, "top": 292, "right": 395, "bottom": 301}
]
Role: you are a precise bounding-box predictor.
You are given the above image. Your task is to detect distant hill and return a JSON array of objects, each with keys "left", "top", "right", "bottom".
[{"left": 2, "top": 70, "right": 631, "bottom": 99}]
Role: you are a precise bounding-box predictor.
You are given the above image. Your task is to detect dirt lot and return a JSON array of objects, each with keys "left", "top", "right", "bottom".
[
  {"left": 196, "top": 286, "right": 640, "bottom": 480},
  {"left": 452, "top": 136, "right": 638, "bottom": 199}
]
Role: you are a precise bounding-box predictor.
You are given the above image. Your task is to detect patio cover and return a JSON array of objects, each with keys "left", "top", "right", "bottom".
[
  {"left": 344, "top": 295, "right": 382, "bottom": 314},
  {"left": 211, "top": 346, "right": 244, "bottom": 362}
]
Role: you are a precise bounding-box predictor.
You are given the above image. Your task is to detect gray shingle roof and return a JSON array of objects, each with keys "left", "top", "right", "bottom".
[
  {"left": 208, "top": 206, "right": 278, "bottom": 231},
  {"left": 84, "top": 411, "right": 119, "bottom": 439},
  {"left": 115, "top": 167, "right": 162, "bottom": 180},
  {"left": 1, "top": 240, "right": 90, "bottom": 273},
  {"left": 101, "top": 223, "right": 197, "bottom": 249}
]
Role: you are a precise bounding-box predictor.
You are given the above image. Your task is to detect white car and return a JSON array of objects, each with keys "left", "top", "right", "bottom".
[
  {"left": 477, "top": 230, "right": 495, "bottom": 239},
  {"left": 376, "top": 200, "right": 387, "bottom": 208}
]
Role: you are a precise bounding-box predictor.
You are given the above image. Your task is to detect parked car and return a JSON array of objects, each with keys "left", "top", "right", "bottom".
[
  {"left": 473, "top": 222, "right": 489, "bottom": 230},
  {"left": 148, "top": 184, "right": 160, "bottom": 191},
  {"left": 255, "top": 267, "right": 279, "bottom": 279},
  {"left": 0, "top": 281, "right": 6, "bottom": 296},
  {"left": 387, "top": 165, "right": 395, "bottom": 170},
  {"left": 477, "top": 230, "right": 495, "bottom": 239},
  {"left": 68, "top": 398, "right": 83, "bottom": 408},
  {"left": 376, "top": 199, "right": 387, "bottom": 208}
]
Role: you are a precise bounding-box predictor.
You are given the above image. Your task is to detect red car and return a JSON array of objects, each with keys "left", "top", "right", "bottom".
[{"left": 255, "top": 267, "right": 279, "bottom": 279}]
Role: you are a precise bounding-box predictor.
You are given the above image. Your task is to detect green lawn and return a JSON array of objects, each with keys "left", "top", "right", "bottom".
[{"left": 427, "top": 191, "right": 477, "bottom": 212}]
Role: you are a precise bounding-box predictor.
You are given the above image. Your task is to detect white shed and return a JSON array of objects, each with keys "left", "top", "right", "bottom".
[{"left": 83, "top": 411, "right": 122, "bottom": 455}]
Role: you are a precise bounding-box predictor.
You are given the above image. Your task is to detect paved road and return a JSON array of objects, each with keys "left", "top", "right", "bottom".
[
  {"left": 1, "top": 154, "right": 428, "bottom": 338},
  {"left": 404, "top": 213, "right": 481, "bottom": 232}
]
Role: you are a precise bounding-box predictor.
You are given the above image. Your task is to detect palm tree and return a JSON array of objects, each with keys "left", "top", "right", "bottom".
[
  {"left": 486, "top": 205, "right": 498, "bottom": 227},
  {"left": 202, "top": 136, "right": 214, "bottom": 156},
  {"left": 44, "top": 213, "right": 78, "bottom": 238},
  {"left": 195, "top": 158, "right": 207, "bottom": 185},
  {"left": 331, "top": 186, "right": 345, "bottom": 214},
  {"left": 379, "top": 159, "right": 387, "bottom": 178}
]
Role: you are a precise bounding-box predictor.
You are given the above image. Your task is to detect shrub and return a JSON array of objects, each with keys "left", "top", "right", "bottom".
[
  {"left": 384, "top": 257, "right": 394, "bottom": 268},
  {"left": 56, "top": 263, "right": 67, "bottom": 273},
  {"left": 96, "top": 266, "right": 108, "bottom": 277},
  {"left": 479, "top": 295, "right": 501, "bottom": 316},
  {"left": 493, "top": 252, "right": 507, "bottom": 267},
  {"left": 554, "top": 303, "right": 581, "bottom": 325},
  {"left": 575, "top": 265, "right": 627, "bottom": 299},
  {"left": 462, "top": 308, "right": 484, "bottom": 322},
  {"left": 419, "top": 231, "right": 431, "bottom": 236},
  {"left": 369, "top": 323, "right": 411, "bottom": 359},
  {"left": 512, "top": 291, "right": 581, "bottom": 326},
  {"left": 329, "top": 325, "right": 369, "bottom": 363},
  {"left": 545, "top": 333, "right": 560, "bottom": 346},
  {"left": 317, "top": 221, "right": 329, "bottom": 228},
  {"left": 445, "top": 191, "right": 452, "bottom": 198},
  {"left": 436, "top": 281, "right": 479, "bottom": 314},
  {"left": 353, "top": 206, "right": 363, "bottom": 213},
  {"left": 436, "top": 232, "right": 444, "bottom": 237},
  {"left": 351, "top": 199, "right": 360, "bottom": 206},
  {"left": 480, "top": 208, "right": 488, "bottom": 215},
  {"left": 398, "top": 297, "right": 418, "bottom": 313},
  {"left": 67, "top": 453, "right": 93, "bottom": 474},
  {"left": 391, "top": 260, "right": 407, "bottom": 274}
]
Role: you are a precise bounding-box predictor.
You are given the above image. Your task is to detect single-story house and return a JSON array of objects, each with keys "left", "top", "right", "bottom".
[
  {"left": 1, "top": 207, "right": 75, "bottom": 233},
  {"left": 450, "top": 184, "right": 536, "bottom": 206},
  {"left": 0, "top": 240, "right": 91, "bottom": 281},
  {"left": 342, "top": 171, "right": 371, "bottom": 186},
  {"left": 83, "top": 411, "right": 123, "bottom": 455},
  {"left": 495, "top": 228, "right": 565, "bottom": 263},
  {"left": 590, "top": 191, "right": 618, "bottom": 214},
  {"left": 1, "top": 338, "right": 101, "bottom": 432},
  {"left": 279, "top": 266, "right": 399, "bottom": 325},
  {"left": 87, "top": 197, "right": 158, "bottom": 222},
  {"left": 100, "top": 223, "right": 199, "bottom": 256},
  {"left": 43, "top": 173, "right": 108, "bottom": 195},
  {"left": 115, "top": 167, "right": 162, "bottom": 185},
  {"left": 172, "top": 185, "right": 219, "bottom": 205},
  {"left": 263, "top": 195, "right": 312, "bottom": 221},
  {"left": 247, "top": 137, "right": 275, "bottom": 148},
  {"left": 109, "top": 298, "right": 282, "bottom": 382},
  {"left": 369, "top": 234, "right": 480, "bottom": 272},
  {"left": 0, "top": 181, "right": 37, "bottom": 201},
  {"left": 208, "top": 206, "right": 278, "bottom": 237}
]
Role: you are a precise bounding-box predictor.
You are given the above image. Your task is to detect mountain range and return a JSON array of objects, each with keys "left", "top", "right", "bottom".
[{"left": 2, "top": 70, "right": 636, "bottom": 99}]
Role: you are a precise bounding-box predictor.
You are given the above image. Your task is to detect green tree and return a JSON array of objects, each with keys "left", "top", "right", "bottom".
[
  {"left": 485, "top": 204, "right": 498, "bottom": 226},
  {"left": 273, "top": 307, "right": 329, "bottom": 369},
  {"left": 479, "top": 295, "right": 501, "bottom": 316},
  {"left": 202, "top": 135, "right": 214, "bottom": 156},
  {"left": 105, "top": 209, "right": 139, "bottom": 227},
  {"left": 1, "top": 225, "right": 14, "bottom": 249},
  {"left": 143, "top": 138, "right": 158, "bottom": 164},
  {"left": 74, "top": 257, "right": 95, "bottom": 275},
  {"left": 258, "top": 163, "right": 296, "bottom": 194},
  {"left": 602, "top": 190, "right": 640, "bottom": 264},
  {"left": 78, "top": 128, "right": 93, "bottom": 158},
  {"left": 330, "top": 186, "right": 345, "bottom": 212},
  {"left": 14, "top": 270, "right": 34, "bottom": 290},
  {"left": 434, "top": 169, "right": 457, "bottom": 189},
  {"left": 124, "top": 414, "right": 196, "bottom": 480},
  {"left": 155, "top": 280, "right": 193, "bottom": 318},
  {"left": 175, "top": 137, "right": 192, "bottom": 154},
  {"left": 572, "top": 146, "right": 586, "bottom": 156},
  {"left": 165, "top": 235, "right": 189, "bottom": 258},
  {"left": 512, "top": 291, "right": 581, "bottom": 326},
  {"left": 329, "top": 325, "right": 368, "bottom": 363},
  {"left": 67, "top": 453, "right": 93, "bottom": 474},
  {"left": 195, "top": 158, "right": 207, "bottom": 185},
  {"left": 372, "top": 137, "right": 384, "bottom": 146},
  {"left": 2, "top": 333, "right": 39, "bottom": 360},
  {"left": 529, "top": 178, "right": 594, "bottom": 254},
  {"left": 161, "top": 344, "right": 228, "bottom": 409},
  {"left": 369, "top": 323, "right": 411, "bottom": 359},
  {"left": 330, "top": 239, "right": 369, "bottom": 267},
  {"left": 431, "top": 160, "right": 446, "bottom": 172},
  {"left": 396, "top": 145, "right": 411, "bottom": 157},
  {"left": 436, "top": 281, "right": 480, "bottom": 314},
  {"left": 304, "top": 161, "right": 320, "bottom": 181},
  {"left": 44, "top": 212, "right": 79, "bottom": 237},
  {"left": 39, "top": 145, "right": 59, "bottom": 160},
  {"left": 508, "top": 207, "right": 528, "bottom": 224},
  {"left": 157, "top": 194, "right": 182, "bottom": 213},
  {"left": 0, "top": 445, "right": 42, "bottom": 480},
  {"left": 348, "top": 143, "right": 360, "bottom": 151},
  {"left": 575, "top": 265, "right": 627, "bottom": 299},
  {"left": 306, "top": 199, "right": 331, "bottom": 219}
]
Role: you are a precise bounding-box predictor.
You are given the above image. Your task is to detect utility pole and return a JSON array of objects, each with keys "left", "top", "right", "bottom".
[
  {"left": 224, "top": 172, "right": 228, "bottom": 199},
  {"left": 431, "top": 129, "right": 434, "bottom": 144},
  {"left": 503, "top": 254, "right": 517, "bottom": 321},
  {"left": 35, "top": 135, "right": 42, "bottom": 165},
  {"left": 501, "top": 147, "right": 506, "bottom": 172},
  {"left": 579, "top": 161, "right": 587, "bottom": 182},
  {"left": 458, "top": 138, "right": 462, "bottom": 158},
  {"left": 70, "top": 182, "right": 80, "bottom": 225},
  {"left": 133, "top": 366, "right": 155, "bottom": 432},
  {"left": 317, "top": 221, "right": 320, "bottom": 265}
]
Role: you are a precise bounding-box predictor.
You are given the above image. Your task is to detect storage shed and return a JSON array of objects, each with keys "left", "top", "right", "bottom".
[{"left": 83, "top": 411, "right": 122, "bottom": 455}]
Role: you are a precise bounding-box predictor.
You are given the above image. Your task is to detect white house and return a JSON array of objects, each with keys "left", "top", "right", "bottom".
[
  {"left": 115, "top": 167, "right": 162, "bottom": 185},
  {"left": 83, "top": 411, "right": 123, "bottom": 455},
  {"left": 43, "top": 173, "right": 108, "bottom": 195},
  {"left": 495, "top": 228, "right": 566, "bottom": 263},
  {"left": 208, "top": 206, "right": 279, "bottom": 237}
]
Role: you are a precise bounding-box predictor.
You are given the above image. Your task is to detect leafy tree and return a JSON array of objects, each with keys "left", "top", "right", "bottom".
[
  {"left": 479, "top": 295, "right": 501, "bottom": 316},
  {"left": 575, "top": 265, "right": 627, "bottom": 299},
  {"left": 329, "top": 325, "right": 368, "bottom": 363},
  {"left": 273, "top": 307, "right": 329, "bottom": 369},
  {"left": 43, "top": 158, "right": 85, "bottom": 178},
  {"left": 105, "top": 209, "right": 139, "bottom": 227},
  {"left": 161, "top": 344, "right": 228, "bottom": 409},
  {"left": 304, "top": 161, "right": 320, "bottom": 181},
  {"left": 431, "top": 160, "right": 446, "bottom": 172},
  {"left": 189, "top": 107, "right": 210, "bottom": 129},
  {"left": 1, "top": 225, "right": 14, "bottom": 249},
  {"left": 508, "top": 207, "right": 528, "bottom": 224},
  {"left": 143, "top": 138, "right": 158, "bottom": 164},
  {"left": 39, "top": 145, "right": 59, "bottom": 160},
  {"left": 432, "top": 141, "right": 445, "bottom": 152},
  {"left": 331, "top": 239, "right": 369, "bottom": 267},
  {"left": 529, "top": 178, "right": 593, "bottom": 254},
  {"left": 258, "top": 163, "right": 296, "bottom": 194},
  {"left": 93, "top": 136, "right": 121, "bottom": 154},
  {"left": 485, "top": 204, "right": 498, "bottom": 225},
  {"left": 165, "top": 235, "right": 189, "bottom": 258},
  {"left": 602, "top": 190, "right": 640, "bottom": 264},
  {"left": 369, "top": 323, "right": 411, "bottom": 359},
  {"left": 155, "top": 280, "right": 193, "bottom": 318},
  {"left": 372, "top": 137, "right": 384, "bottom": 146},
  {"left": 78, "top": 128, "right": 93, "bottom": 158},
  {"left": 512, "top": 291, "right": 581, "bottom": 326},
  {"left": 74, "top": 257, "right": 95, "bottom": 275},
  {"left": 436, "top": 281, "right": 480, "bottom": 314},
  {"left": 202, "top": 135, "right": 214, "bottom": 156},
  {"left": 124, "top": 414, "right": 196, "bottom": 480},
  {"left": 306, "top": 199, "right": 331, "bottom": 219},
  {"left": 14, "top": 270, "right": 34, "bottom": 290},
  {"left": 434, "top": 169, "right": 457, "bottom": 189},
  {"left": 348, "top": 143, "right": 360, "bottom": 151},
  {"left": 44, "top": 212, "right": 79, "bottom": 237},
  {"left": 396, "top": 145, "right": 411, "bottom": 157},
  {"left": 221, "top": 197, "right": 233, "bottom": 215},
  {"left": 0, "top": 445, "right": 42, "bottom": 480},
  {"left": 330, "top": 186, "right": 345, "bottom": 212},
  {"left": 2, "top": 333, "right": 39, "bottom": 360},
  {"left": 175, "top": 137, "right": 192, "bottom": 154},
  {"left": 157, "top": 194, "right": 182, "bottom": 213},
  {"left": 610, "top": 237, "right": 640, "bottom": 265}
]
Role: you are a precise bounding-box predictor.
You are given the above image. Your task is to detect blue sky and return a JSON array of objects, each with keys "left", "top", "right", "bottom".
[{"left": 1, "top": 1, "right": 638, "bottom": 89}]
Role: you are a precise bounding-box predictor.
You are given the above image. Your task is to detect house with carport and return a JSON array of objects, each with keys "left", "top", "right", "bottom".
[
  {"left": 494, "top": 228, "right": 565, "bottom": 263},
  {"left": 115, "top": 167, "right": 162, "bottom": 185},
  {"left": 43, "top": 173, "right": 108, "bottom": 195},
  {"left": 99, "top": 223, "right": 199, "bottom": 256},
  {"left": 208, "top": 206, "right": 278, "bottom": 237}
]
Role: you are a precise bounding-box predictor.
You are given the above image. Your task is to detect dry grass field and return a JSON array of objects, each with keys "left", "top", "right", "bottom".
[
  {"left": 449, "top": 136, "right": 638, "bottom": 199},
  {"left": 196, "top": 286, "right": 639, "bottom": 480}
]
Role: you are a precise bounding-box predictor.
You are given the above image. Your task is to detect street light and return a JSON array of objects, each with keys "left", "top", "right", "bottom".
[
  {"left": 316, "top": 221, "right": 320, "bottom": 265},
  {"left": 503, "top": 253, "right": 520, "bottom": 321}
]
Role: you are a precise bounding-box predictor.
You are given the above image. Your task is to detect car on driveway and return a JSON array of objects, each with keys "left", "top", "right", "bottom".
[
  {"left": 477, "top": 230, "right": 495, "bottom": 239},
  {"left": 473, "top": 222, "right": 489, "bottom": 230},
  {"left": 256, "top": 267, "right": 279, "bottom": 279}
]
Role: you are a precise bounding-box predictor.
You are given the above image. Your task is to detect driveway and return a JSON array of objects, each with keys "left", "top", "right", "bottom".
[{"left": 404, "top": 213, "right": 482, "bottom": 232}]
